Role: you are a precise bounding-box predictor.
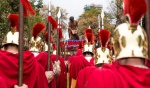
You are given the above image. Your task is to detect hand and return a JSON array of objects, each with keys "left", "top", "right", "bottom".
[
  {"left": 14, "top": 84, "right": 28, "bottom": 88},
  {"left": 45, "top": 71, "right": 54, "bottom": 83},
  {"left": 53, "top": 61, "right": 61, "bottom": 75}
]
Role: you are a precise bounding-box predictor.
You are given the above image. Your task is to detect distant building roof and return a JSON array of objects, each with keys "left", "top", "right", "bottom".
[{"left": 84, "top": 4, "right": 103, "bottom": 11}]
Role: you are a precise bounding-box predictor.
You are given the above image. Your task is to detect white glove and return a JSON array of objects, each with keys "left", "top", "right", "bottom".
[
  {"left": 53, "top": 61, "right": 61, "bottom": 75},
  {"left": 14, "top": 84, "right": 28, "bottom": 88},
  {"left": 45, "top": 71, "right": 54, "bottom": 83}
]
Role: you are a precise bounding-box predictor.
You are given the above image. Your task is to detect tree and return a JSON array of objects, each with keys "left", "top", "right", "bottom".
[
  {"left": 78, "top": 8, "right": 114, "bottom": 39},
  {"left": 107, "top": 0, "right": 125, "bottom": 26},
  {"left": 0, "top": 0, "right": 45, "bottom": 47}
]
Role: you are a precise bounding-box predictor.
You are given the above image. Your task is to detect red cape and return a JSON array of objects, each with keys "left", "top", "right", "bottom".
[
  {"left": 36, "top": 52, "right": 56, "bottom": 88},
  {"left": 36, "top": 52, "right": 66, "bottom": 88},
  {"left": 85, "top": 61, "right": 150, "bottom": 88},
  {"left": 0, "top": 50, "right": 48, "bottom": 88},
  {"left": 69, "top": 55, "right": 94, "bottom": 80},
  {"left": 0, "top": 77, "right": 7, "bottom": 88},
  {"left": 76, "top": 66, "right": 97, "bottom": 88}
]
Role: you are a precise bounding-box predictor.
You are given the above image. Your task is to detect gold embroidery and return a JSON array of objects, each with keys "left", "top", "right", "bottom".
[
  {"left": 137, "top": 35, "right": 143, "bottom": 47},
  {"left": 132, "top": 50, "right": 135, "bottom": 57},
  {"left": 121, "top": 36, "right": 126, "bottom": 48},
  {"left": 142, "top": 30, "right": 148, "bottom": 57},
  {"left": 101, "top": 47, "right": 106, "bottom": 52},
  {"left": 129, "top": 24, "right": 137, "bottom": 33},
  {"left": 113, "top": 29, "right": 121, "bottom": 57}
]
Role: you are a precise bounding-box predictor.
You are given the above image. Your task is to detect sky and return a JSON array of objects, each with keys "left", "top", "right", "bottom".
[
  {"left": 42, "top": 0, "right": 111, "bottom": 40},
  {"left": 43, "top": 0, "right": 111, "bottom": 20}
]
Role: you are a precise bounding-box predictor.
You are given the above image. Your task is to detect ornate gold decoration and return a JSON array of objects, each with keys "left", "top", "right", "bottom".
[
  {"left": 142, "top": 30, "right": 148, "bottom": 57},
  {"left": 137, "top": 35, "right": 143, "bottom": 47},
  {"left": 113, "top": 29, "right": 121, "bottom": 57},
  {"left": 101, "top": 47, "right": 106, "bottom": 52},
  {"left": 121, "top": 36, "right": 126, "bottom": 48},
  {"left": 95, "top": 51, "right": 99, "bottom": 64},
  {"left": 132, "top": 50, "right": 135, "bottom": 57},
  {"left": 2, "top": 36, "right": 7, "bottom": 44},
  {"left": 129, "top": 24, "right": 137, "bottom": 33}
]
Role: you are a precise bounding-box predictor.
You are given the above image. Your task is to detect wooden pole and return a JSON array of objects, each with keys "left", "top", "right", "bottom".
[
  {"left": 145, "top": 0, "right": 150, "bottom": 58},
  {"left": 47, "top": 22, "right": 51, "bottom": 71},
  {"left": 18, "top": 1, "right": 24, "bottom": 86},
  {"left": 47, "top": 1, "right": 51, "bottom": 71}
]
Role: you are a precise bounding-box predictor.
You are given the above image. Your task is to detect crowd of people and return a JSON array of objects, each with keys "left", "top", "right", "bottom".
[{"left": 0, "top": 0, "right": 150, "bottom": 88}]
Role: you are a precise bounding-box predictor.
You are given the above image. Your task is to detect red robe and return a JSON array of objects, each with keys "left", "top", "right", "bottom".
[
  {"left": 76, "top": 66, "right": 97, "bottom": 88},
  {"left": 36, "top": 52, "right": 56, "bottom": 88},
  {"left": 0, "top": 50, "right": 48, "bottom": 88},
  {"left": 69, "top": 55, "right": 94, "bottom": 80},
  {"left": 85, "top": 61, "right": 150, "bottom": 88},
  {"left": 51, "top": 54, "right": 67, "bottom": 88},
  {"left": 36, "top": 52, "right": 67, "bottom": 88},
  {"left": 0, "top": 77, "right": 7, "bottom": 88}
]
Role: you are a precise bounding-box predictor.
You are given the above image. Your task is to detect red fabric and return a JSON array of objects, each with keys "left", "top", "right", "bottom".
[
  {"left": 0, "top": 77, "right": 7, "bottom": 88},
  {"left": 99, "top": 30, "right": 110, "bottom": 47},
  {"left": 32, "top": 23, "right": 46, "bottom": 40},
  {"left": 85, "top": 61, "right": 150, "bottom": 88},
  {"left": 75, "top": 49, "right": 82, "bottom": 56},
  {"left": 76, "top": 66, "right": 97, "bottom": 88},
  {"left": 51, "top": 54, "right": 67, "bottom": 88},
  {"left": 0, "top": 50, "right": 48, "bottom": 88},
  {"left": 36, "top": 52, "right": 66, "bottom": 88},
  {"left": 21, "top": 0, "right": 36, "bottom": 17},
  {"left": 48, "top": 16, "right": 58, "bottom": 30},
  {"left": 69, "top": 55, "right": 94, "bottom": 80},
  {"left": 36, "top": 52, "right": 56, "bottom": 88},
  {"left": 123, "top": 0, "right": 147, "bottom": 24}
]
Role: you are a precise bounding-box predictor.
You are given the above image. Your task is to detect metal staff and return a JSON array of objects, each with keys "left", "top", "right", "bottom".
[
  {"left": 56, "top": 9, "right": 61, "bottom": 61},
  {"left": 98, "top": 14, "right": 101, "bottom": 32},
  {"left": 47, "top": 0, "right": 52, "bottom": 71},
  {"left": 101, "top": 8, "right": 105, "bottom": 29},
  {"left": 18, "top": 0, "right": 24, "bottom": 86}
]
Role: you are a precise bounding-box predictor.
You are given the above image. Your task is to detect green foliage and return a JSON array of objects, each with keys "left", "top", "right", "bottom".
[
  {"left": 78, "top": 8, "right": 114, "bottom": 38},
  {"left": 0, "top": 0, "right": 45, "bottom": 47}
]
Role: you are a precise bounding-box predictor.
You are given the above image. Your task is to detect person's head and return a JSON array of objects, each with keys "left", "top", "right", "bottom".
[
  {"left": 29, "top": 23, "right": 46, "bottom": 52},
  {"left": 83, "top": 27, "right": 95, "bottom": 60},
  {"left": 69, "top": 16, "right": 74, "bottom": 22},
  {"left": 112, "top": 0, "right": 148, "bottom": 65},
  {"left": 2, "top": 14, "right": 19, "bottom": 53}
]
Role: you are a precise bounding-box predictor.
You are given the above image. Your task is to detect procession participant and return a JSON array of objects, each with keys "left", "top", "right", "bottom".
[
  {"left": 29, "top": 23, "right": 45, "bottom": 57},
  {"left": 68, "top": 16, "right": 79, "bottom": 40},
  {"left": 1, "top": 14, "right": 48, "bottom": 88},
  {"left": 85, "top": 0, "right": 150, "bottom": 88},
  {"left": 69, "top": 28, "right": 95, "bottom": 88},
  {"left": 36, "top": 32, "right": 66, "bottom": 88},
  {"left": 75, "top": 29, "right": 111, "bottom": 88}
]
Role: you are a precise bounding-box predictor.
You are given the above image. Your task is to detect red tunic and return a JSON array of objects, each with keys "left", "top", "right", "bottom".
[
  {"left": 69, "top": 55, "right": 94, "bottom": 80},
  {"left": 0, "top": 50, "right": 48, "bottom": 88},
  {"left": 0, "top": 77, "right": 7, "bottom": 88},
  {"left": 36, "top": 52, "right": 67, "bottom": 88},
  {"left": 85, "top": 61, "right": 150, "bottom": 88},
  {"left": 36, "top": 52, "right": 56, "bottom": 88},
  {"left": 76, "top": 66, "right": 97, "bottom": 88}
]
